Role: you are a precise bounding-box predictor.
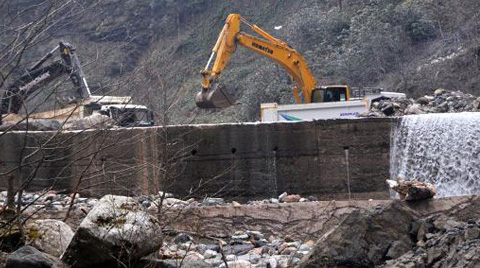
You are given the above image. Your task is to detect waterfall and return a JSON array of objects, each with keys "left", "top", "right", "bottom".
[{"left": 390, "top": 112, "right": 480, "bottom": 197}]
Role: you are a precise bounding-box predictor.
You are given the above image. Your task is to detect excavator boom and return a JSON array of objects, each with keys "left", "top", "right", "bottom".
[
  {"left": 0, "top": 42, "right": 91, "bottom": 119},
  {"left": 196, "top": 14, "right": 318, "bottom": 108}
]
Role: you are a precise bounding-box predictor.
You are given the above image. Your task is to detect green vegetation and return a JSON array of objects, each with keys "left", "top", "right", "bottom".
[{"left": 2, "top": 0, "right": 480, "bottom": 123}]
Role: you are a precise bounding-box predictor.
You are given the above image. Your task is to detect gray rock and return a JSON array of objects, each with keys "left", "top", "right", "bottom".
[
  {"left": 247, "top": 230, "right": 264, "bottom": 240},
  {"left": 269, "top": 198, "right": 279, "bottom": 204},
  {"left": 465, "top": 225, "right": 480, "bottom": 240},
  {"left": 138, "top": 257, "right": 212, "bottom": 268},
  {"left": 417, "top": 96, "right": 429, "bottom": 105},
  {"left": 174, "top": 233, "right": 193, "bottom": 244},
  {"left": 25, "top": 219, "right": 74, "bottom": 257},
  {"left": 296, "top": 201, "right": 417, "bottom": 268},
  {"left": 237, "top": 254, "right": 261, "bottom": 264},
  {"left": 203, "top": 249, "right": 218, "bottom": 259},
  {"left": 434, "top": 89, "right": 446, "bottom": 96},
  {"left": 268, "top": 257, "right": 277, "bottom": 268},
  {"left": 232, "top": 234, "right": 249, "bottom": 240},
  {"left": 6, "top": 245, "right": 65, "bottom": 268},
  {"left": 253, "top": 239, "right": 267, "bottom": 247},
  {"left": 224, "top": 243, "right": 255, "bottom": 255},
  {"left": 196, "top": 243, "right": 219, "bottom": 254},
  {"left": 386, "top": 240, "right": 411, "bottom": 259},
  {"left": 298, "top": 244, "right": 311, "bottom": 252},
  {"left": 220, "top": 259, "right": 252, "bottom": 268},
  {"left": 202, "top": 197, "right": 225, "bottom": 206},
  {"left": 61, "top": 195, "right": 162, "bottom": 268}
]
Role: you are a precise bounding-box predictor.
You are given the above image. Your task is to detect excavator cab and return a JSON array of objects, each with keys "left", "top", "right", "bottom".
[
  {"left": 195, "top": 82, "right": 237, "bottom": 109},
  {"left": 311, "top": 86, "right": 350, "bottom": 103}
]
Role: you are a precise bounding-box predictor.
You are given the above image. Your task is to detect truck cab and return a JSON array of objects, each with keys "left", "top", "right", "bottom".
[{"left": 311, "top": 85, "right": 351, "bottom": 103}]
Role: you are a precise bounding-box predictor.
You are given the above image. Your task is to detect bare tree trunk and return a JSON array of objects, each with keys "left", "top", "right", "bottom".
[{"left": 6, "top": 175, "right": 15, "bottom": 209}]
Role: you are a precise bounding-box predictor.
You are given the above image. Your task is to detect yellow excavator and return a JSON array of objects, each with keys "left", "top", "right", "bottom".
[{"left": 195, "top": 14, "right": 351, "bottom": 109}]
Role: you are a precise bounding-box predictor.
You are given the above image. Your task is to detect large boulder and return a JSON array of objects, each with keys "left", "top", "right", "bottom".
[
  {"left": 25, "top": 219, "right": 74, "bottom": 257},
  {"left": 61, "top": 195, "right": 163, "bottom": 268},
  {"left": 297, "top": 201, "right": 419, "bottom": 268},
  {"left": 6, "top": 245, "right": 65, "bottom": 268}
]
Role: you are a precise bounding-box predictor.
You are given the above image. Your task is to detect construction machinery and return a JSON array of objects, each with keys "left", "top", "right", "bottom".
[
  {"left": 195, "top": 14, "right": 404, "bottom": 118},
  {"left": 0, "top": 42, "right": 153, "bottom": 127}
]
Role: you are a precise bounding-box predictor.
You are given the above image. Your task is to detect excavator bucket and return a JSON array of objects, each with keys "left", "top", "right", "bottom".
[{"left": 195, "top": 83, "right": 237, "bottom": 109}]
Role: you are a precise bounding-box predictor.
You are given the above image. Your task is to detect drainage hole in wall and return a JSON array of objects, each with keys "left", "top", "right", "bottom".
[
  {"left": 231, "top": 148, "right": 237, "bottom": 154},
  {"left": 191, "top": 149, "right": 197, "bottom": 156},
  {"left": 273, "top": 146, "right": 279, "bottom": 152}
]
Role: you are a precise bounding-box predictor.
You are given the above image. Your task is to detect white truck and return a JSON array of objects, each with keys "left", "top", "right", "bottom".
[{"left": 261, "top": 90, "right": 406, "bottom": 122}]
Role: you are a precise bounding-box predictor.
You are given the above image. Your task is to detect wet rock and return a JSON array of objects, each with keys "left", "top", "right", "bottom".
[
  {"left": 387, "top": 179, "right": 436, "bottom": 201},
  {"left": 25, "top": 219, "right": 74, "bottom": 257},
  {"left": 6, "top": 245, "right": 65, "bottom": 268},
  {"left": 61, "top": 195, "right": 162, "bottom": 268}
]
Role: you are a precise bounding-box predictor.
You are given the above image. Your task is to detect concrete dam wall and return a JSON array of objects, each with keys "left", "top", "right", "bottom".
[{"left": 0, "top": 118, "right": 393, "bottom": 200}]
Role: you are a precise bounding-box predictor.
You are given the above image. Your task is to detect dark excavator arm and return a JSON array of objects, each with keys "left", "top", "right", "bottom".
[{"left": 0, "top": 42, "right": 91, "bottom": 123}]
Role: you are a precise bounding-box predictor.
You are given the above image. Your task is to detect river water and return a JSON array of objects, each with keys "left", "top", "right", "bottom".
[{"left": 390, "top": 112, "right": 480, "bottom": 197}]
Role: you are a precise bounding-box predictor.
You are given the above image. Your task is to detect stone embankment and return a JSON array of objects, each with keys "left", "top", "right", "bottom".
[
  {"left": 2, "top": 191, "right": 480, "bottom": 268},
  {"left": 362, "top": 89, "right": 480, "bottom": 117}
]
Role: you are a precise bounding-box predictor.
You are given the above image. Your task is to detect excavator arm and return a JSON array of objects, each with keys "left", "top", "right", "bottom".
[
  {"left": 0, "top": 42, "right": 91, "bottom": 122},
  {"left": 196, "top": 14, "right": 318, "bottom": 108}
]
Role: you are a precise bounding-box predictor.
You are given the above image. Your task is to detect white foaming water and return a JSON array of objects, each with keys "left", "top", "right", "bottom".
[{"left": 390, "top": 112, "right": 480, "bottom": 197}]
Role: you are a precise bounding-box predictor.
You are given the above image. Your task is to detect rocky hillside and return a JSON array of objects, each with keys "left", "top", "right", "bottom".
[{"left": 1, "top": 0, "right": 480, "bottom": 123}]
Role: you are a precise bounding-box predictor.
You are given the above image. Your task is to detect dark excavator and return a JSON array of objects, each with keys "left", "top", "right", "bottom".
[{"left": 0, "top": 42, "right": 153, "bottom": 127}]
